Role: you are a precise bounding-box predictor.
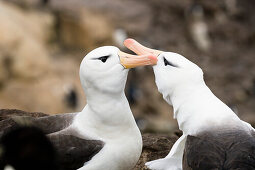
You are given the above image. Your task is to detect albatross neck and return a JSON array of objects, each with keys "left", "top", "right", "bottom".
[
  {"left": 171, "top": 81, "right": 213, "bottom": 114},
  {"left": 80, "top": 88, "right": 137, "bottom": 127},
  {"left": 170, "top": 81, "right": 240, "bottom": 134},
  {"left": 86, "top": 88, "right": 125, "bottom": 106}
]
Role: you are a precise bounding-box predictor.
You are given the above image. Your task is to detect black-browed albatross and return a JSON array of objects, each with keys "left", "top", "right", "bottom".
[
  {"left": 0, "top": 46, "right": 157, "bottom": 170},
  {"left": 124, "top": 39, "right": 255, "bottom": 170}
]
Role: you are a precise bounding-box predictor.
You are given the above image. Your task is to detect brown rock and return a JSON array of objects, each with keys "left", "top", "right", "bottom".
[
  {"left": 0, "top": 53, "right": 9, "bottom": 86},
  {"left": 11, "top": 38, "right": 50, "bottom": 78},
  {"left": 135, "top": 133, "right": 179, "bottom": 169},
  {"left": 57, "top": 9, "right": 113, "bottom": 50},
  {"left": 50, "top": 0, "right": 152, "bottom": 35},
  {"left": 0, "top": 1, "right": 55, "bottom": 78},
  {"left": 0, "top": 1, "right": 55, "bottom": 47},
  {"left": 0, "top": 58, "right": 85, "bottom": 114},
  {"left": 6, "top": 0, "right": 43, "bottom": 8}
]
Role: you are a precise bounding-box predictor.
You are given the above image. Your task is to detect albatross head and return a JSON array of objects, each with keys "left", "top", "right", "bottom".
[
  {"left": 124, "top": 39, "right": 204, "bottom": 105},
  {"left": 80, "top": 46, "right": 157, "bottom": 96},
  {"left": 153, "top": 52, "right": 204, "bottom": 104}
]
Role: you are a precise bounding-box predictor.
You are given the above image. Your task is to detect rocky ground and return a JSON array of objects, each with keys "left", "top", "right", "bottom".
[
  {"left": 0, "top": 0, "right": 254, "bottom": 133},
  {"left": 134, "top": 133, "right": 179, "bottom": 170}
]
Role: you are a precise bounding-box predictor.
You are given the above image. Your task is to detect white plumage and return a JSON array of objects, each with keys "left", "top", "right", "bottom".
[
  {"left": 124, "top": 39, "right": 255, "bottom": 170},
  {"left": 74, "top": 46, "right": 143, "bottom": 170}
]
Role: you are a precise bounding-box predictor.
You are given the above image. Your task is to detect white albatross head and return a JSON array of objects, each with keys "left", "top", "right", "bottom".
[
  {"left": 124, "top": 39, "right": 204, "bottom": 105},
  {"left": 152, "top": 52, "right": 204, "bottom": 105},
  {"left": 80, "top": 46, "right": 157, "bottom": 101}
]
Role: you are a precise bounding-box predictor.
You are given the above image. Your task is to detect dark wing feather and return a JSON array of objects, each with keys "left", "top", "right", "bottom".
[
  {"left": 223, "top": 131, "right": 255, "bottom": 170},
  {"left": 0, "top": 109, "right": 47, "bottom": 121},
  {"left": 183, "top": 130, "right": 255, "bottom": 170},
  {"left": 0, "top": 110, "right": 77, "bottom": 136},
  {"left": 183, "top": 135, "right": 225, "bottom": 170},
  {"left": 48, "top": 134, "right": 104, "bottom": 170},
  {"left": 0, "top": 109, "right": 104, "bottom": 170},
  {"left": 29, "top": 113, "right": 77, "bottom": 134}
]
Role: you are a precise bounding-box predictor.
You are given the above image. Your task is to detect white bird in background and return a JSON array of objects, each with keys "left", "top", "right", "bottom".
[
  {"left": 124, "top": 39, "right": 255, "bottom": 170},
  {"left": 0, "top": 46, "right": 157, "bottom": 170}
]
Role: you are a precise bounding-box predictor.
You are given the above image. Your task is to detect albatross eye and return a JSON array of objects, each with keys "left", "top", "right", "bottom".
[
  {"left": 163, "top": 57, "right": 178, "bottom": 67},
  {"left": 98, "top": 55, "right": 110, "bottom": 63}
]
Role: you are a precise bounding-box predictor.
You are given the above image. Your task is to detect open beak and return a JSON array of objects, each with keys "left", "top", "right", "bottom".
[
  {"left": 118, "top": 50, "right": 157, "bottom": 69},
  {"left": 123, "top": 38, "right": 163, "bottom": 57}
]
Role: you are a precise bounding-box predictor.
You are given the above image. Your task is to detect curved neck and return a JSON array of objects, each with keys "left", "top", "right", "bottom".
[
  {"left": 169, "top": 82, "right": 238, "bottom": 134},
  {"left": 171, "top": 81, "right": 210, "bottom": 116}
]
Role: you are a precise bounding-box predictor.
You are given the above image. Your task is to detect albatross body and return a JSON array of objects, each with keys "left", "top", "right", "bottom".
[
  {"left": 0, "top": 46, "right": 157, "bottom": 170},
  {"left": 124, "top": 39, "right": 255, "bottom": 170}
]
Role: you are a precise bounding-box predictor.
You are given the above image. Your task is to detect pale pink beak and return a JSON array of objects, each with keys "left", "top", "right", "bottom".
[
  {"left": 124, "top": 38, "right": 163, "bottom": 57},
  {"left": 118, "top": 50, "right": 157, "bottom": 69}
]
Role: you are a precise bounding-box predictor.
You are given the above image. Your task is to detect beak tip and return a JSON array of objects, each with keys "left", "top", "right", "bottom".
[
  {"left": 148, "top": 55, "right": 158, "bottom": 64},
  {"left": 124, "top": 38, "right": 135, "bottom": 46}
]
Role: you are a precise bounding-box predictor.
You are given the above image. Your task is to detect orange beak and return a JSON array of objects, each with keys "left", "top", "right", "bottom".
[
  {"left": 118, "top": 50, "right": 157, "bottom": 69},
  {"left": 123, "top": 38, "right": 163, "bottom": 57}
]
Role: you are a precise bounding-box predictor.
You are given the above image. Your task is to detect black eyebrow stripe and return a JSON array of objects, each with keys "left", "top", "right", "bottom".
[
  {"left": 92, "top": 55, "right": 111, "bottom": 60},
  {"left": 164, "top": 57, "right": 178, "bottom": 67},
  {"left": 99, "top": 55, "right": 110, "bottom": 58}
]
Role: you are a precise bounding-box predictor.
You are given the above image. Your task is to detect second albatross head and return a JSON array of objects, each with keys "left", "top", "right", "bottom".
[{"left": 124, "top": 39, "right": 204, "bottom": 105}]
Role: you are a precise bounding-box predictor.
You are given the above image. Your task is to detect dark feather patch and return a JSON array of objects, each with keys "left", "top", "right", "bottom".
[
  {"left": 49, "top": 134, "right": 104, "bottom": 170},
  {"left": 0, "top": 112, "right": 104, "bottom": 170},
  {"left": 0, "top": 113, "right": 77, "bottom": 136},
  {"left": 183, "top": 130, "right": 255, "bottom": 170}
]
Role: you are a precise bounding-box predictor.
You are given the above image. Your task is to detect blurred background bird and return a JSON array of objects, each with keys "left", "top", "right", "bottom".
[{"left": 0, "top": 126, "right": 58, "bottom": 170}]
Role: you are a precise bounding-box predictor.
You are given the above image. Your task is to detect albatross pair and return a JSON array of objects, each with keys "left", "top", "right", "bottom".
[
  {"left": 124, "top": 39, "right": 255, "bottom": 170},
  {"left": 1, "top": 39, "right": 255, "bottom": 170},
  {"left": 0, "top": 47, "right": 157, "bottom": 170}
]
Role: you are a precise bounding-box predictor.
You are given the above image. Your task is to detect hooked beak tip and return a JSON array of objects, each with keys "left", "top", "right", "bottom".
[
  {"left": 124, "top": 38, "right": 163, "bottom": 57},
  {"left": 118, "top": 50, "right": 158, "bottom": 69},
  {"left": 123, "top": 38, "right": 135, "bottom": 46}
]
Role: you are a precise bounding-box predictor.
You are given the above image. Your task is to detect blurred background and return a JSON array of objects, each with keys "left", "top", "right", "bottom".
[{"left": 0, "top": 0, "right": 254, "bottom": 134}]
